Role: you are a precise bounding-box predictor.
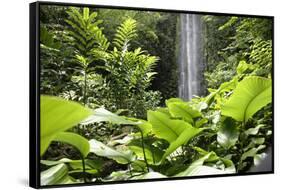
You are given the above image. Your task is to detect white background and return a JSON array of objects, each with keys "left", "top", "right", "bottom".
[{"left": 0, "top": 0, "right": 279, "bottom": 189}]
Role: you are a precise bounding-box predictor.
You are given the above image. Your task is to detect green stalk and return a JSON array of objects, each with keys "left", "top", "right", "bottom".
[
  {"left": 81, "top": 155, "right": 87, "bottom": 183},
  {"left": 151, "top": 145, "right": 156, "bottom": 164},
  {"left": 149, "top": 136, "right": 156, "bottom": 164},
  {"left": 83, "top": 67, "right": 87, "bottom": 105},
  {"left": 128, "top": 163, "right": 133, "bottom": 177},
  {"left": 139, "top": 129, "right": 149, "bottom": 172}
]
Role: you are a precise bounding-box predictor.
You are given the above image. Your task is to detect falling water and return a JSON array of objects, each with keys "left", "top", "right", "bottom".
[{"left": 178, "top": 14, "right": 204, "bottom": 100}]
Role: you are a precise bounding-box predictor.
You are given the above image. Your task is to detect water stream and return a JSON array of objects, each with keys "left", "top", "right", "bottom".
[{"left": 178, "top": 14, "right": 204, "bottom": 100}]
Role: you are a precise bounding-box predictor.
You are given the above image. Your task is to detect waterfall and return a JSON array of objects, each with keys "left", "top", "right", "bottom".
[{"left": 178, "top": 14, "right": 204, "bottom": 100}]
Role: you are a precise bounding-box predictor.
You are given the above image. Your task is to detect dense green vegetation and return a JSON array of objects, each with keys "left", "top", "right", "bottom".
[{"left": 39, "top": 5, "right": 272, "bottom": 185}]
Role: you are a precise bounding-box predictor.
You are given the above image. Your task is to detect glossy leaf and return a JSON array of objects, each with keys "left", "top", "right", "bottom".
[
  {"left": 103, "top": 171, "right": 131, "bottom": 181},
  {"left": 236, "top": 60, "right": 255, "bottom": 74},
  {"left": 155, "top": 107, "right": 172, "bottom": 117},
  {"left": 41, "top": 158, "right": 103, "bottom": 171},
  {"left": 179, "top": 165, "right": 230, "bottom": 176},
  {"left": 221, "top": 76, "right": 272, "bottom": 122},
  {"left": 131, "top": 172, "right": 166, "bottom": 179},
  {"left": 195, "top": 118, "right": 208, "bottom": 128},
  {"left": 166, "top": 101, "right": 201, "bottom": 124},
  {"left": 89, "top": 139, "right": 135, "bottom": 164},
  {"left": 41, "top": 164, "right": 76, "bottom": 186},
  {"left": 81, "top": 107, "right": 140, "bottom": 125},
  {"left": 175, "top": 152, "right": 235, "bottom": 177},
  {"left": 217, "top": 118, "right": 239, "bottom": 149},
  {"left": 244, "top": 124, "right": 265, "bottom": 136},
  {"left": 41, "top": 158, "right": 74, "bottom": 166},
  {"left": 138, "top": 121, "right": 153, "bottom": 136},
  {"left": 241, "top": 145, "right": 266, "bottom": 161},
  {"left": 205, "top": 77, "right": 238, "bottom": 105},
  {"left": 162, "top": 126, "right": 203, "bottom": 161},
  {"left": 148, "top": 110, "right": 203, "bottom": 162},
  {"left": 148, "top": 110, "right": 191, "bottom": 143},
  {"left": 53, "top": 132, "right": 90, "bottom": 158},
  {"left": 40, "top": 96, "right": 92, "bottom": 156},
  {"left": 128, "top": 139, "right": 164, "bottom": 164}
]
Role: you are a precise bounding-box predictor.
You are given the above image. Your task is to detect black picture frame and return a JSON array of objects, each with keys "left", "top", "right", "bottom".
[{"left": 30, "top": 1, "right": 274, "bottom": 189}]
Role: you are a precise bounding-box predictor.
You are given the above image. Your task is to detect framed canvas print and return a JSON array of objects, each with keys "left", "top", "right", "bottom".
[{"left": 29, "top": 1, "right": 274, "bottom": 188}]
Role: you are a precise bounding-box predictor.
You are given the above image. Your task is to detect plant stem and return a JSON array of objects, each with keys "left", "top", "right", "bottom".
[
  {"left": 81, "top": 156, "right": 87, "bottom": 183},
  {"left": 148, "top": 135, "right": 156, "bottom": 164},
  {"left": 128, "top": 164, "right": 133, "bottom": 177},
  {"left": 140, "top": 130, "right": 149, "bottom": 172},
  {"left": 83, "top": 68, "right": 87, "bottom": 105},
  {"left": 151, "top": 141, "right": 156, "bottom": 164}
]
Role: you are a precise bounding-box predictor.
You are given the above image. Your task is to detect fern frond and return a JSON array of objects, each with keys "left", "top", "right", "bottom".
[
  {"left": 95, "top": 30, "right": 110, "bottom": 50},
  {"left": 65, "top": 7, "right": 109, "bottom": 59},
  {"left": 113, "top": 18, "right": 137, "bottom": 50},
  {"left": 65, "top": 19, "right": 87, "bottom": 39}
]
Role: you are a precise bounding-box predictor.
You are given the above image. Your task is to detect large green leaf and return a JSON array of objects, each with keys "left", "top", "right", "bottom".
[
  {"left": 41, "top": 163, "right": 76, "bottom": 186},
  {"left": 221, "top": 76, "right": 272, "bottom": 122},
  {"left": 41, "top": 158, "right": 75, "bottom": 166},
  {"left": 148, "top": 110, "right": 190, "bottom": 143},
  {"left": 136, "top": 120, "right": 153, "bottom": 136},
  {"left": 131, "top": 172, "right": 167, "bottom": 179},
  {"left": 166, "top": 98, "right": 201, "bottom": 120},
  {"left": 103, "top": 171, "right": 131, "bottom": 181},
  {"left": 167, "top": 102, "right": 201, "bottom": 124},
  {"left": 40, "top": 96, "right": 92, "bottom": 156},
  {"left": 244, "top": 124, "right": 265, "bottom": 136},
  {"left": 53, "top": 132, "right": 90, "bottom": 158},
  {"left": 41, "top": 158, "right": 103, "bottom": 172},
  {"left": 161, "top": 126, "right": 203, "bottom": 162},
  {"left": 177, "top": 165, "right": 231, "bottom": 176},
  {"left": 81, "top": 107, "right": 140, "bottom": 125},
  {"left": 236, "top": 60, "right": 255, "bottom": 75},
  {"left": 175, "top": 152, "right": 235, "bottom": 177},
  {"left": 128, "top": 139, "right": 164, "bottom": 164},
  {"left": 165, "top": 98, "right": 185, "bottom": 104},
  {"left": 241, "top": 145, "right": 266, "bottom": 161},
  {"left": 89, "top": 139, "right": 135, "bottom": 164},
  {"left": 148, "top": 111, "right": 203, "bottom": 162},
  {"left": 113, "top": 18, "right": 137, "bottom": 49},
  {"left": 217, "top": 118, "right": 239, "bottom": 149},
  {"left": 205, "top": 77, "right": 238, "bottom": 105}
]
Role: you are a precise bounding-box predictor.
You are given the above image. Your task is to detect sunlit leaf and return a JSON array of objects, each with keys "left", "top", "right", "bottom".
[
  {"left": 41, "top": 164, "right": 76, "bottom": 186},
  {"left": 131, "top": 171, "right": 166, "bottom": 179},
  {"left": 175, "top": 152, "right": 235, "bottom": 177},
  {"left": 41, "top": 158, "right": 103, "bottom": 171},
  {"left": 166, "top": 101, "right": 201, "bottom": 124},
  {"left": 236, "top": 60, "right": 255, "bottom": 74},
  {"left": 128, "top": 139, "right": 164, "bottom": 164},
  {"left": 40, "top": 96, "right": 92, "bottom": 156},
  {"left": 221, "top": 76, "right": 272, "bottom": 122},
  {"left": 53, "top": 132, "right": 90, "bottom": 158},
  {"left": 244, "top": 124, "right": 265, "bottom": 136},
  {"left": 81, "top": 107, "right": 140, "bottom": 125},
  {"left": 136, "top": 120, "right": 153, "bottom": 136},
  {"left": 148, "top": 110, "right": 203, "bottom": 162},
  {"left": 89, "top": 139, "right": 135, "bottom": 164},
  {"left": 161, "top": 126, "right": 203, "bottom": 162},
  {"left": 148, "top": 110, "right": 191, "bottom": 143},
  {"left": 241, "top": 145, "right": 266, "bottom": 161}
]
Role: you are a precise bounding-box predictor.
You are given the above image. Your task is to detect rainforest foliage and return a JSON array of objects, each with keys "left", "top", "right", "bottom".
[{"left": 40, "top": 5, "right": 272, "bottom": 185}]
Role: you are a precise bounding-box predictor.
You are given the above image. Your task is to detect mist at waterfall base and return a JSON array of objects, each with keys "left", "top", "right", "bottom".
[{"left": 178, "top": 14, "right": 204, "bottom": 101}]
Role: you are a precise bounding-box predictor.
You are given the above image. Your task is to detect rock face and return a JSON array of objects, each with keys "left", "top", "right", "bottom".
[{"left": 178, "top": 14, "right": 204, "bottom": 100}]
